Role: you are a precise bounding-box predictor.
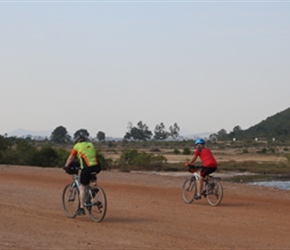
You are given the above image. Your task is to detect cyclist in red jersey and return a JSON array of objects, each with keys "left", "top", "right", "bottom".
[{"left": 188, "top": 138, "right": 218, "bottom": 200}]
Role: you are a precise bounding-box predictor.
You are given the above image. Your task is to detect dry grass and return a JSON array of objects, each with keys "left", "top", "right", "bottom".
[{"left": 103, "top": 147, "right": 288, "bottom": 164}]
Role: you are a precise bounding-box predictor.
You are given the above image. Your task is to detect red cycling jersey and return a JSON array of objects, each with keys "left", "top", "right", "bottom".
[{"left": 194, "top": 147, "right": 217, "bottom": 168}]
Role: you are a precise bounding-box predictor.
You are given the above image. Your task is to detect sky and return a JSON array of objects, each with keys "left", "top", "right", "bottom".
[{"left": 0, "top": 0, "right": 290, "bottom": 138}]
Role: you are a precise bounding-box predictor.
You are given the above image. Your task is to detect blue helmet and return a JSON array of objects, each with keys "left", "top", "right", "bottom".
[{"left": 195, "top": 138, "right": 205, "bottom": 145}]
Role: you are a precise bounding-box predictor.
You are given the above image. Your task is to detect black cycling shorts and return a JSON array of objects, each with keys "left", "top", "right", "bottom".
[
  {"left": 200, "top": 167, "right": 217, "bottom": 178},
  {"left": 80, "top": 165, "right": 101, "bottom": 185}
]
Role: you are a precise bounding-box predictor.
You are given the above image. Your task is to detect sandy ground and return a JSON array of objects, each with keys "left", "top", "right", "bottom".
[{"left": 1, "top": 165, "right": 290, "bottom": 250}]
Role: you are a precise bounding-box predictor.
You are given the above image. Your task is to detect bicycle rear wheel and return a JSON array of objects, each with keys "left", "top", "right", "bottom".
[
  {"left": 62, "top": 183, "right": 79, "bottom": 218},
  {"left": 182, "top": 177, "right": 197, "bottom": 204},
  {"left": 206, "top": 181, "right": 223, "bottom": 206},
  {"left": 88, "top": 186, "right": 107, "bottom": 222}
]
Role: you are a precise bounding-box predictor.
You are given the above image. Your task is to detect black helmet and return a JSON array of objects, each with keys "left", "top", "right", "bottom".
[{"left": 74, "top": 133, "right": 87, "bottom": 144}]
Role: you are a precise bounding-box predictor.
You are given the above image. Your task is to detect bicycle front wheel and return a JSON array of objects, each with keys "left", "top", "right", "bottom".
[
  {"left": 182, "top": 177, "right": 197, "bottom": 204},
  {"left": 206, "top": 181, "right": 223, "bottom": 207},
  {"left": 62, "top": 183, "right": 79, "bottom": 218},
  {"left": 88, "top": 186, "right": 107, "bottom": 222}
]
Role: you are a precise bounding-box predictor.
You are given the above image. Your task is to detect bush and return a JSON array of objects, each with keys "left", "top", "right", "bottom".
[
  {"left": 117, "top": 149, "right": 167, "bottom": 171},
  {"left": 285, "top": 153, "right": 290, "bottom": 163},
  {"left": 31, "top": 146, "right": 59, "bottom": 167},
  {"left": 242, "top": 148, "right": 249, "bottom": 154},
  {"left": 257, "top": 148, "right": 267, "bottom": 154},
  {"left": 173, "top": 148, "right": 180, "bottom": 154},
  {"left": 96, "top": 150, "right": 113, "bottom": 170},
  {"left": 183, "top": 148, "right": 191, "bottom": 155},
  {"left": 150, "top": 148, "right": 161, "bottom": 152},
  {"left": 220, "top": 160, "right": 290, "bottom": 175}
]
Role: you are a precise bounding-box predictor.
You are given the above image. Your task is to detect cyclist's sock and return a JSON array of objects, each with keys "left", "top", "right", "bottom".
[{"left": 194, "top": 194, "right": 201, "bottom": 200}]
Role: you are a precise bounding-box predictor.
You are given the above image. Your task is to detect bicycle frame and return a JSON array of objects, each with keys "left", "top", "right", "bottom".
[
  {"left": 192, "top": 172, "right": 200, "bottom": 181},
  {"left": 72, "top": 174, "right": 81, "bottom": 190}
]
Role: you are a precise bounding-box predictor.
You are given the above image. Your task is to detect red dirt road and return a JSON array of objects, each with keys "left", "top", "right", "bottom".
[{"left": 1, "top": 165, "right": 290, "bottom": 249}]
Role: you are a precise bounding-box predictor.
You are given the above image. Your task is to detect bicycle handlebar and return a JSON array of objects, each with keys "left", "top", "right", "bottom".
[
  {"left": 64, "top": 165, "right": 79, "bottom": 175},
  {"left": 185, "top": 162, "right": 202, "bottom": 169}
]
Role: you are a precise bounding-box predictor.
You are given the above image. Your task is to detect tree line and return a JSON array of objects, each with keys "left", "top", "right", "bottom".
[
  {"left": 50, "top": 121, "right": 181, "bottom": 143},
  {"left": 0, "top": 135, "right": 175, "bottom": 170},
  {"left": 0, "top": 135, "right": 110, "bottom": 168}
]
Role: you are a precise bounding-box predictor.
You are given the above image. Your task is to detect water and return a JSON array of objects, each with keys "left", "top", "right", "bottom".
[{"left": 250, "top": 181, "right": 290, "bottom": 190}]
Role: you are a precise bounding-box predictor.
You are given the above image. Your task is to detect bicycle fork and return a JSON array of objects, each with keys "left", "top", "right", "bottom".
[{"left": 68, "top": 184, "right": 78, "bottom": 202}]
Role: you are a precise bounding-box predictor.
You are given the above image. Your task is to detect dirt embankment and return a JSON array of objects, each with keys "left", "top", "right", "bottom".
[{"left": 1, "top": 165, "right": 290, "bottom": 249}]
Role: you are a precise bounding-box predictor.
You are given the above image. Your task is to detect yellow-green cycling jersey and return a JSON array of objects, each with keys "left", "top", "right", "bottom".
[{"left": 69, "top": 141, "right": 98, "bottom": 169}]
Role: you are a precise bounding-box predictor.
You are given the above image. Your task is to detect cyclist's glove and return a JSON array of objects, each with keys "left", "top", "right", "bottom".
[
  {"left": 63, "top": 166, "right": 71, "bottom": 174},
  {"left": 185, "top": 162, "right": 195, "bottom": 168}
]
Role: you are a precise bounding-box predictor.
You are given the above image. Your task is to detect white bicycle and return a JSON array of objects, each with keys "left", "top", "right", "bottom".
[{"left": 182, "top": 165, "right": 223, "bottom": 206}]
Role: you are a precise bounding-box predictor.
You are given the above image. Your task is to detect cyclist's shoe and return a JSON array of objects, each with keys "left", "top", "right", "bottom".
[
  {"left": 96, "top": 201, "right": 103, "bottom": 209},
  {"left": 77, "top": 208, "right": 85, "bottom": 216},
  {"left": 201, "top": 190, "right": 207, "bottom": 196},
  {"left": 84, "top": 201, "right": 91, "bottom": 207},
  {"left": 85, "top": 197, "right": 91, "bottom": 205},
  {"left": 194, "top": 194, "right": 201, "bottom": 200}
]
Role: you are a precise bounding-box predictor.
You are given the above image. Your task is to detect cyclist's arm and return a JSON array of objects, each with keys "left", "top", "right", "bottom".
[
  {"left": 188, "top": 154, "right": 198, "bottom": 165},
  {"left": 65, "top": 149, "right": 77, "bottom": 168},
  {"left": 65, "top": 155, "right": 76, "bottom": 168}
]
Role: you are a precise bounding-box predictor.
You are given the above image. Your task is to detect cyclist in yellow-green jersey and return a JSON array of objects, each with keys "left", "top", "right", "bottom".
[{"left": 64, "top": 135, "right": 101, "bottom": 216}]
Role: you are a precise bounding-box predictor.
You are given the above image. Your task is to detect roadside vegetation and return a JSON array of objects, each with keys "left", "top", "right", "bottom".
[
  {"left": 1, "top": 135, "right": 290, "bottom": 181},
  {"left": 2, "top": 106, "right": 290, "bottom": 183}
]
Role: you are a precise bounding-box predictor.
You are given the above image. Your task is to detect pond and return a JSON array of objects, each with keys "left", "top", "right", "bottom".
[{"left": 249, "top": 180, "right": 290, "bottom": 190}]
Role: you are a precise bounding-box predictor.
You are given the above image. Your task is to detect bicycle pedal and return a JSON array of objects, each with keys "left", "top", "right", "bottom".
[{"left": 96, "top": 201, "right": 103, "bottom": 208}]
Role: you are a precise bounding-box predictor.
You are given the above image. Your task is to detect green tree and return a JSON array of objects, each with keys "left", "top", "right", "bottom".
[
  {"left": 97, "top": 131, "right": 106, "bottom": 141},
  {"left": 169, "top": 123, "right": 180, "bottom": 140},
  {"left": 217, "top": 129, "right": 227, "bottom": 140},
  {"left": 154, "top": 122, "right": 169, "bottom": 140},
  {"left": 233, "top": 125, "right": 242, "bottom": 133},
  {"left": 16, "top": 139, "right": 36, "bottom": 165},
  {"left": 124, "top": 121, "right": 152, "bottom": 141},
  {"left": 209, "top": 133, "right": 218, "bottom": 141},
  {"left": 0, "top": 135, "right": 9, "bottom": 151},
  {"left": 230, "top": 125, "right": 243, "bottom": 139},
  {"left": 50, "top": 126, "right": 71, "bottom": 144}
]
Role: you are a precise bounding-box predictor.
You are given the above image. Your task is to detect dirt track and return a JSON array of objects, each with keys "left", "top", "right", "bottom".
[{"left": 1, "top": 165, "right": 290, "bottom": 250}]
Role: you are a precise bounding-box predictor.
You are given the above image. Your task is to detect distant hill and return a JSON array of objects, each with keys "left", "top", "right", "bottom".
[
  {"left": 232, "top": 107, "right": 290, "bottom": 140},
  {"left": 8, "top": 128, "right": 52, "bottom": 138},
  {"left": 7, "top": 107, "right": 290, "bottom": 141}
]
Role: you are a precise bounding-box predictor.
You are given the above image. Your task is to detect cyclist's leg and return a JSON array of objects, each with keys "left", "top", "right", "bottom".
[
  {"left": 201, "top": 167, "right": 217, "bottom": 192},
  {"left": 197, "top": 176, "right": 204, "bottom": 197},
  {"left": 79, "top": 168, "right": 91, "bottom": 215},
  {"left": 89, "top": 165, "right": 101, "bottom": 186},
  {"left": 196, "top": 167, "right": 214, "bottom": 198},
  {"left": 79, "top": 185, "right": 87, "bottom": 209},
  {"left": 203, "top": 167, "right": 217, "bottom": 177}
]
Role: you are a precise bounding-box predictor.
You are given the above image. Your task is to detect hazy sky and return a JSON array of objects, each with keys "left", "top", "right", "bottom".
[{"left": 1, "top": 0, "right": 289, "bottom": 138}]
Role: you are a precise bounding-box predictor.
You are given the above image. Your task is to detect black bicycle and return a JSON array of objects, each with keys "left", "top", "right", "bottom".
[
  {"left": 62, "top": 166, "right": 107, "bottom": 222},
  {"left": 182, "top": 165, "right": 223, "bottom": 206}
]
